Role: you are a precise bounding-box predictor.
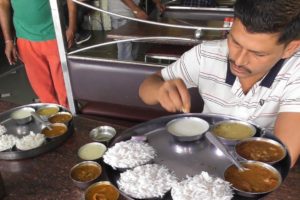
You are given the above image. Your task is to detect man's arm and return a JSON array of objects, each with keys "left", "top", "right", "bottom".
[
  {"left": 274, "top": 112, "right": 300, "bottom": 167},
  {"left": 152, "top": 0, "right": 165, "bottom": 13},
  {"left": 0, "top": 0, "right": 17, "bottom": 65},
  {"left": 139, "top": 71, "right": 191, "bottom": 113},
  {"left": 121, "top": 0, "right": 148, "bottom": 19},
  {"left": 66, "top": 0, "right": 77, "bottom": 48}
]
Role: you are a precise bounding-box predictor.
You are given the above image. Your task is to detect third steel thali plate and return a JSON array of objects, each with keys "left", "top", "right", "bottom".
[
  {"left": 105, "top": 113, "right": 291, "bottom": 200},
  {"left": 0, "top": 103, "right": 73, "bottom": 160}
]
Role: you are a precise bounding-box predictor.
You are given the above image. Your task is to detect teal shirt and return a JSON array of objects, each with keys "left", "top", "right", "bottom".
[{"left": 11, "top": 0, "right": 56, "bottom": 41}]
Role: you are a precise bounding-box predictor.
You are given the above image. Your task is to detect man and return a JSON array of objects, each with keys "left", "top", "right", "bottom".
[
  {"left": 139, "top": 0, "right": 300, "bottom": 167},
  {"left": 108, "top": 0, "right": 165, "bottom": 60},
  {"left": 0, "top": 0, "right": 77, "bottom": 108}
]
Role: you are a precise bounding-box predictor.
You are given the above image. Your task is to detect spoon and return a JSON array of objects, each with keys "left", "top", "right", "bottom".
[
  {"left": 205, "top": 131, "right": 247, "bottom": 171},
  {"left": 31, "top": 112, "right": 52, "bottom": 130}
]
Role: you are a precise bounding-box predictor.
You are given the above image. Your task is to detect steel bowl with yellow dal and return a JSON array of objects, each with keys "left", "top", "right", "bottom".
[{"left": 211, "top": 120, "right": 256, "bottom": 144}]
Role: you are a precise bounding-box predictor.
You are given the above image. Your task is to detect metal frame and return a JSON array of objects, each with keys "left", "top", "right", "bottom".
[{"left": 49, "top": 0, "right": 76, "bottom": 114}]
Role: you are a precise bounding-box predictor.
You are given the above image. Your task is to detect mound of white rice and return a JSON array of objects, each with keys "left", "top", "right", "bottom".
[
  {"left": 171, "top": 171, "right": 233, "bottom": 200},
  {"left": 0, "top": 134, "right": 18, "bottom": 151},
  {"left": 118, "top": 164, "right": 178, "bottom": 199},
  {"left": 103, "top": 140, "right": 156, "bottom": 169},
  {"left": 0, "top": 125, "right": 7, "bottom": 135},
  {"left": 16, "top": 132, "right": 45, "bottom": 151}
]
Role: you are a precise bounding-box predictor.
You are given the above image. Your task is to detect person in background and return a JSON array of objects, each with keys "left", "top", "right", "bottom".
[
  {"left": 182, "top": 0, "right": 217, "bottom": 7},
  {"left": 64, "top": 0, "right": 91, "bottom": 45},
  {"left": 108, "top": 0, "right": 165, "bottom": 60},
  {"left": 139, "top": 0, "right": 300, "bottom": 167},
  {"left": 0, "top": 0, "right": 77, "bottom": 108}
]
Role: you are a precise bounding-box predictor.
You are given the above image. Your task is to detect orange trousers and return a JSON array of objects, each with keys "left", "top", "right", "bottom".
[{"left": 17, "top": 38, "right": 68, "bottom": 108}]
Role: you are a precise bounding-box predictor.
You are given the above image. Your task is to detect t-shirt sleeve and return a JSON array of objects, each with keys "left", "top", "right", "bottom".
[
  {"left": 279, "top": 64, "right": 300, "bottom": 112},
  {"left": 161, "top": 44, "right": 201, "bottom": 88}
]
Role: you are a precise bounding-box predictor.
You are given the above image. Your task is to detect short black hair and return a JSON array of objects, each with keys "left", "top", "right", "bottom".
[{"left": 234, "top": 0, "right": 300, "bottom": 44}]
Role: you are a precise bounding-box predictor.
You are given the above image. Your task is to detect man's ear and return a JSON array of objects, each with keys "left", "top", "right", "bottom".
[{"left": 282, "top": 40, "right": 300, "bottom": 59}]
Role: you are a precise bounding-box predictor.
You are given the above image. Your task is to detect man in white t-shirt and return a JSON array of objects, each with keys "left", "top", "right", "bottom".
[
  {"left": 139, "top": 0, "right": 300, "bottom": 167},
  {"left": 108, "top": 0, "right": 165, "bottom": 60}
]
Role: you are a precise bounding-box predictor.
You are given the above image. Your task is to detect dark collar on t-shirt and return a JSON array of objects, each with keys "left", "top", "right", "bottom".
[{"left": 225, "top": 59, "right": 285, "bottom": 88}]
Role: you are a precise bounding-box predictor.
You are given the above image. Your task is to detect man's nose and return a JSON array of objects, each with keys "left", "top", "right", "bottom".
[{"left": 235, "top": 49, "right": 249, "bottom": 66}]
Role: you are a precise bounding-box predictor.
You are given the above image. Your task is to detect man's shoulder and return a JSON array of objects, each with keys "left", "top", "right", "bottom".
[{"left": 198, "top": 39, "right": 228, "bottom": 55}]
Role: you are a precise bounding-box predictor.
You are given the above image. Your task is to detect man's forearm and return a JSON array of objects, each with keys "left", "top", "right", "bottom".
[
  {"left": 121, "top": 0, "right": 142, "bottom": 13},
  {"left": 0, "top": 0, "right": 13, "bottom": 41},
  {"left": 139, "top": 72, "right": 164, "bottom": 105},
  {"left": 67, "top": 0, "right": 77, "bottom": 33}
]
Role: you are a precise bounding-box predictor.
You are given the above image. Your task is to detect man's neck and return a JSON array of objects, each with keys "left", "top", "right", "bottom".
[{"left": 239, "top": 74, "right": 265, "bottom": 94}]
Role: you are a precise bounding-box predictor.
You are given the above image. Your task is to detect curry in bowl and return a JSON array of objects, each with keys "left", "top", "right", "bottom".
[
  {"left": 235, "top": 138, "right": 286, "bottom": 164},
  {"left": 48, "top": 112, "right": 72, "bottom": 124},
  {"left": 70, "top": 161, "right": 102, "bottom": 189},
  {"left": 224, "top": 161, "right": 281, "bottom": 195},
  {"left": 85, "top": 181, "right": 119, "bottom": 200},
  {"left": 41, "top": 123, "right": 68, "bottom": 138}
]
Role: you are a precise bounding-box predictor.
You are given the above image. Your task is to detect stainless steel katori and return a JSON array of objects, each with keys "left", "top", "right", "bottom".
[
  {"left": 0, "top": 103, "right": 73, "bottom": 160},
  {"left": 104, "top": 113, "right": 290, "bottom": 200}
]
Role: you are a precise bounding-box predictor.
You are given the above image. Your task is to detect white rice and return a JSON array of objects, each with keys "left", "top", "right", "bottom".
[
  {"left": 0, "top": 125, "right": 7, "bottom": 135},
  {"left": 103, "top": 140, "right": 156, "bottom": 169},
  {"left": 171, "top": 171, "right": 233, "bottom": 200},
  {"left": 118, "top": 164, "right": 178, "bottom": 199},
  {"left": 0, "top": 134, "right": 18, "bottom": 151},
  {"left": 16, "top": 132, "right": 45, "bottom": 151}
]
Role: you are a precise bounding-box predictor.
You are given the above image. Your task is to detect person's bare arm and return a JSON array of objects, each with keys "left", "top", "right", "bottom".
[
  {"left": 0, "top": 0, "right": 17, "bottom": 65},
  {"left": 274, "top": 112, "right": 300, "bottom": 167},
  {"left": 66, "top": 0, "right": 77, "bottom": 48},
  {"left": 139, "top": 71, "right": 191, "bottom": 113},
  {"left": 152, "top": 0, "right": 165, "bottom": 13},
  {"left": 121, "top": 0, "right": 148, "bottom": 19}
]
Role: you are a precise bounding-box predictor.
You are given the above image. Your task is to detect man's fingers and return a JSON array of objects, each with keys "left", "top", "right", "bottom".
[{"left": 175, "top": 80, "right": 191, "bottom": 113}]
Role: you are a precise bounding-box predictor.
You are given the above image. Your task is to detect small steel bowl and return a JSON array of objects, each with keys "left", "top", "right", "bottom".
[
  {"left": 41, "top": 123, "right": 68, "bottom": 139},
  {"left": 224, "top": 160, "right": 282, "bottom": 198},
  {"left": 48, "top": 111, "right": 72, "bottom": 124},
  {"left": 10, "top": 107, "right": 35, "bottom": 125},
  {"left": 167, "top": 117, "right": 209, "bottom": 142},
  {"left": 235, "top": 137, "right": 287, "bottom": 164},
  {"left": 85, "top": 181, "right": 119, "bottom": 200},
  {"left": 70, "top": 161, "right": 102, "bottom": 189},
  {"left": 78, "top": 142, "right": 107, "bottom": 161},
  {"left": 211, "top": 120, "right": 256, "bottom": 145},
  {"left": 36, "top": 105, "right": 60, "bottom": 121},
  {"left": 89, "top": 126, "right": 116, "bottom": 142}
]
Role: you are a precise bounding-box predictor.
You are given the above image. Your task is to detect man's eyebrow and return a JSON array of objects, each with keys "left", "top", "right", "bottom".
[{"left": 230, "top": 33, "right": 269, "bottom": 55}]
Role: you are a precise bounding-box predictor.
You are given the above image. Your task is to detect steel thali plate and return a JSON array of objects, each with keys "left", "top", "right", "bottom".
[
  {"left": 105, "top": 113, "right": 291, "bottom": 200},
  {"left": 0, "top": 103, "right": 73, "bottom": 160}
]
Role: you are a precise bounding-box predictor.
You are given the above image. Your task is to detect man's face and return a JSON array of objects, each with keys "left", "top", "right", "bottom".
[{"left": 227, "top": 18, "right": 288, "bottom": 80}]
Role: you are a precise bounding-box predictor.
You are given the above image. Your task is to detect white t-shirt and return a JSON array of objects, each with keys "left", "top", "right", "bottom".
[
  {"left": 162, "top": 39, "right": 300, "bottom": 131},
  {"left": 108, "top": 0, "right": 140, "bottom": 19}
]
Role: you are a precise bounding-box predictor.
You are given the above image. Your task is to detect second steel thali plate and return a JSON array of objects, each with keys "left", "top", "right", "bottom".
[
  {"left": 105, "top": 113, "right": 291, "bottom": 200},
  {"left": 0, "top": 103, "right": 73, "bottom": 160}
]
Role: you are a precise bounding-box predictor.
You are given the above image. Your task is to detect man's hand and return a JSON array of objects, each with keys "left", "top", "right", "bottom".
[
  {"left": 65, "top": 27, "right": 76, "bottom": 48},
  {"left": 5, "top": 40, "right": 18, "bottom": 65},
  {"left": 153, "top": 0, "right": 166, "bottom": 13},
  {"left": 139, "top": 72, "right": 191, "bottom": 113},
  {"left": 133, "top": 8, "right": 148, "bottom": 20},
  {"left": 157, "top": 79, "right": 191, "bottom": 113}
]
